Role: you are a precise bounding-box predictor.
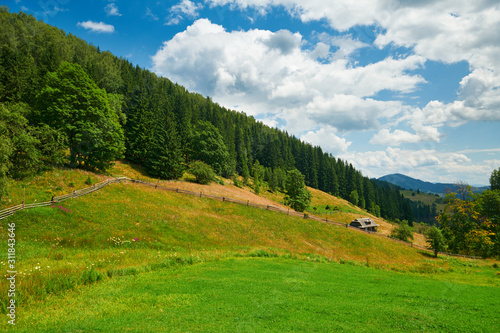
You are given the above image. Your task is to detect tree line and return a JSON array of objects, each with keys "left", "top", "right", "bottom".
[{"left": 0, "top": 7, "right": 416, "bottom": 221}]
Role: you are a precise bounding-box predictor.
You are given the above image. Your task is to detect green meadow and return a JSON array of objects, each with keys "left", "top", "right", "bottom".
[
  {"left": 8, "top": 258, "right": 500, "bottom": 332},
  {"left": 0, "top": 167, "right": 499, "bottom": 331}
]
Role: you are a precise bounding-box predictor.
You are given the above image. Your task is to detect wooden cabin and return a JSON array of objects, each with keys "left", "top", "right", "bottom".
[{"left": 349, "top": 218, "right": 378, "bottom": 232}]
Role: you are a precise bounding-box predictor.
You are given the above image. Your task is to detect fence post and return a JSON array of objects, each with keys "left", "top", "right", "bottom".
[
  {"left": 267, "top": 205, "right": 269, "bottom": 210},
  {"left": 287, "top": 209, "right": 289, "bottom": 215},
  {"left": 51, "top": 196, "right": 54, "bottom": 203},
  {"left": 223, "top": 197, "right": 225, "bottom": 202},
  {"left": 176, "top": 188, "right": 179, "bottom": 193},
  {"left": 247, "top": 200, "right": 249, "bottom": 206},
  {"left": 200, "top": 191, "right": 202, "bottom": 198},
  {"left": 22, "top": 200, "right": 25, "bottom": 209}
]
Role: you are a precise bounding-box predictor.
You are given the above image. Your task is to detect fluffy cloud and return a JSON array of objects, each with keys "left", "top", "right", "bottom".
[
  {"left": 151, "top": 1, "right": 499, "bottom": 184},
  {"left": 205, "top": 0, "right": 500, "bottom": 132},
  {"left": 207, "top": 0, "right": 384, "bottom": 30},
  {"left": 300, "top": 127, "right": 352, "bottom": 155},
  {"left": 105, "top": 2, "right": 121, "bottom": 16},
  {"left": 166, "top": 0, "right": 204, "bottom": 25},
  {"left": 152, "top": 19, "right": 424, "bottom": 135},
  {"left": 370, "top": 124, "right": 442, "bottom": 146},
  {"left": 306, "top": 95, "right": 404, "bottom": 131},
  {"left": 342, "top": 147, "right": 495, "bottom": 184},
  {"left": 77, "top": 21, "right": 115, "bottom": 33}
]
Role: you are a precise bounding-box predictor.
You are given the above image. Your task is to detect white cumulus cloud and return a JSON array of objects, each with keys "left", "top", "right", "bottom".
[
  {"left": 151, "top": 19, "right": 425, "bottom": 136},
  {"left": 166, "top": 0, "right": 204, "bottom": 25},
  {"left": 151, "top": 1, "right": 499, "bottom": 184},
  {"left": 341, "top": 147, "right": 493, "bottom": 184},
  {"left": 77, "top": 21, "right": 115, "bottom": 33},
  {"left": 301, "top": 126, "right": 352, "bottom": 155},
  {"left": 105, "top": 2, "right": 121, "bottom": 16},
  {"left": 206, "top": 0, "right": 500, "bottom": 131}
]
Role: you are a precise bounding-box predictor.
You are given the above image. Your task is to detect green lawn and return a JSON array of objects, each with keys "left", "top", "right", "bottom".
[{"left": 8, "top": 257, "right": 499, "bottom": 332}]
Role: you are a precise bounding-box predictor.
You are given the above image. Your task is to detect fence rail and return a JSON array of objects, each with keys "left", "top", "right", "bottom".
[{"left": 0, "top": 176, "right": 481, "bottom": 259}]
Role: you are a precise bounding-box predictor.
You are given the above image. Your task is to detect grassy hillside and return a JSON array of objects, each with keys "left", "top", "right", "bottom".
[{"left": 1, "top": 164, "right": 499, "bottom": 331}]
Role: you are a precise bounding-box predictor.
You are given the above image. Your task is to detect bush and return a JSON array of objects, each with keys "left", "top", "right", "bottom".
[
  {"left": 391, "top": 220, "right": 414, "bottom": 242},
  {"left": 189, "top": 161, "right": 216, "bottom": 185}
]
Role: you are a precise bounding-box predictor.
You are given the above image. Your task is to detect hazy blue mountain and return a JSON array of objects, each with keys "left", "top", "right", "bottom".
[{"left": 378, "top": 173, "right": 489, "bottom": 194}]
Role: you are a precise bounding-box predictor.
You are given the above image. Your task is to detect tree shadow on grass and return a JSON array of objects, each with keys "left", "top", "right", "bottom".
[
  {"left": 111, "top": 160, "right": 151, "bottom": 179},
  {"left": 418, "top": 250, "right": 438, "bottom": 259}
]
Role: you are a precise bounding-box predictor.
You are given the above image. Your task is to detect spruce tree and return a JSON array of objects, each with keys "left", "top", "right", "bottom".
[{"left": 145, "top": 110, "right": 185, "bottom": 179}]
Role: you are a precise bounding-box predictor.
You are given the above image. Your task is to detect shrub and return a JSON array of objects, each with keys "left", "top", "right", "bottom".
[
  {"left": 391, "top": 220, "right": 414, "bottom": 242},
  {"left": 189, "top": 161, "right": 216, "bottom": 185}
]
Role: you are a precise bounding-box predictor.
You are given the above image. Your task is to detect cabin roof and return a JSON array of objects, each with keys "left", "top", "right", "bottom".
[{"left": 350, "top": 218, "right": 379, "bottom": 229}]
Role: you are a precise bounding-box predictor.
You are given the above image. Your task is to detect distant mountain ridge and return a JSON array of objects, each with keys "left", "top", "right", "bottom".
[{"left": 378, "top": 173, "right": 489, "bottom": 194}]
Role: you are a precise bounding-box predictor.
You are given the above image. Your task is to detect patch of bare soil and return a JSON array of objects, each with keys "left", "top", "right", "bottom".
[{"left": 160, "top": 179, "right": 290, "bottom": 210}]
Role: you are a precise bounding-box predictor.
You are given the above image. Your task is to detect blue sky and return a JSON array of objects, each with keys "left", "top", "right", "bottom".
[{"left": 6, "top": 0, "right": 500, "bottom": 185}]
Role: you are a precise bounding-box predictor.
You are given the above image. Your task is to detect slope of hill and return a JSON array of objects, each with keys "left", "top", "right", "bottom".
[
  {"left": 379, "top": 173, "right": 489, "bottom": 194},
  {"left": 0, "top": 8, "right": 413, "bottom": 224},
  {"left": 1, "top": 164, "right": 498, "bottom": 331}
]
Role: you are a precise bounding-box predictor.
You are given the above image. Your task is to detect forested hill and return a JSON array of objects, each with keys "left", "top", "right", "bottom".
[
  {"left": 0, "top": 7, "right": 413, "bottom": 222},
  {"left": 379, "top": 173, "right": 490, "bottom": 194}
]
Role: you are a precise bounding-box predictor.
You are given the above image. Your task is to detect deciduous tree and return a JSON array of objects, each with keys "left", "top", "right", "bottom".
[
  {"left": 425, "top": 226, "right": 447, "bottom": 257},
  {"left": 35, "top": 62, "right": 124, "bottom": 171},
  {"left": 284, "top": 169, "right": 311, "bottom": 212}
]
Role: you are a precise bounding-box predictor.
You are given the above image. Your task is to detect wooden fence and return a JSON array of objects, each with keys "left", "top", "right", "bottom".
[
  {"left": 0, "top": 177, "right": 128, "bottom": 220},
  {"left": 0, "top": 176, "right": 480, "bottom": 259}
]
